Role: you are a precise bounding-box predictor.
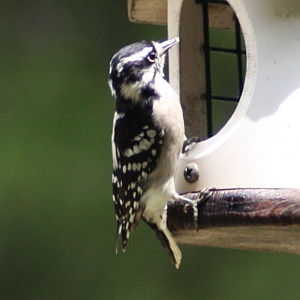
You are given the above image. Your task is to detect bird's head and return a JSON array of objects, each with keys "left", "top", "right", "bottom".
[{"left": 108, "top": 38, "right": 179, "bottom": 101}]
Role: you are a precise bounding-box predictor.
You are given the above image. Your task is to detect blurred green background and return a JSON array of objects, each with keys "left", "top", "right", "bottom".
[{"left": 1, "top": 1, "right": 300, "bottom": 299}]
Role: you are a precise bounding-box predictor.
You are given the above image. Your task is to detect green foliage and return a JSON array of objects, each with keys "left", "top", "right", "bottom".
[{"left": 1, "top": 1, "right": 300, "bottom": 299}]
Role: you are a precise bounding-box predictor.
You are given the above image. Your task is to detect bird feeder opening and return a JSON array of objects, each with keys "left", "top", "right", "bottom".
[{"left": 179, "top": 0, "right": 246, "bottom": 139}]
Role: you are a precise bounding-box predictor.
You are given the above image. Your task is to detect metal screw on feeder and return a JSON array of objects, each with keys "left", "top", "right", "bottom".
[{"left": 184, "top": 163, "right": 199, "bottom": 183}]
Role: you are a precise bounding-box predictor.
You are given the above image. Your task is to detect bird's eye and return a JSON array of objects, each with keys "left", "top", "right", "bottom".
[{"left": 147, "top": 52, "right": 156, "bottom": 63}]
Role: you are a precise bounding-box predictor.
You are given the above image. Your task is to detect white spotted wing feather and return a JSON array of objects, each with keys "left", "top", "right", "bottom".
[{"left": 112, "top": 110, "right": 163, "bottom": 252}]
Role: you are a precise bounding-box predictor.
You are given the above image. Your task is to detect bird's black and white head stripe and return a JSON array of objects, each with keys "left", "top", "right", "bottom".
[
  {"left": 108, "top": 38, "right": 180, "bottom": 257},
  {"left": 108, "top": 38, "right": 179, "bottom": 102}
]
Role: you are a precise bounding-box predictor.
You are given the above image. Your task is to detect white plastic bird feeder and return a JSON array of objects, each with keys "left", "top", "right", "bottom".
[
  {"left": 172, "top": 0, "right": 300, "bottom": 192},
  {"left": 127, "top": 0, "right": 300, "bottom": 254}
]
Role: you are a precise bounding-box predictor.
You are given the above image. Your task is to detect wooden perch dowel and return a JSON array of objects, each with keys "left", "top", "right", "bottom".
[{"left": 168, "top": 188, "right": 300, "bottom": 255}]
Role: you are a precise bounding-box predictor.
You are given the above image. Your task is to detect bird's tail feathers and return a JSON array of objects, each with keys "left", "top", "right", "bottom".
[{"left": 146, "top": 221, "right": 182, "bottom": 268}]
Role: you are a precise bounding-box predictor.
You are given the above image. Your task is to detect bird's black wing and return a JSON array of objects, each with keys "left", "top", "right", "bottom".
[{"left": 112, "top": 101, "right": 164, "bottom": 252}]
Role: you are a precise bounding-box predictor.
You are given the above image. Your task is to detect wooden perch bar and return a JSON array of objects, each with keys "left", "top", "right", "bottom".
[{"left": 168, "top": 188, "right": 300, "bottom": 255}]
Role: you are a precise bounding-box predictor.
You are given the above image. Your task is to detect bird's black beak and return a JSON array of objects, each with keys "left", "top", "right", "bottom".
[{"left": 159, "top": 37, "right": 180, "bottom": 54}]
